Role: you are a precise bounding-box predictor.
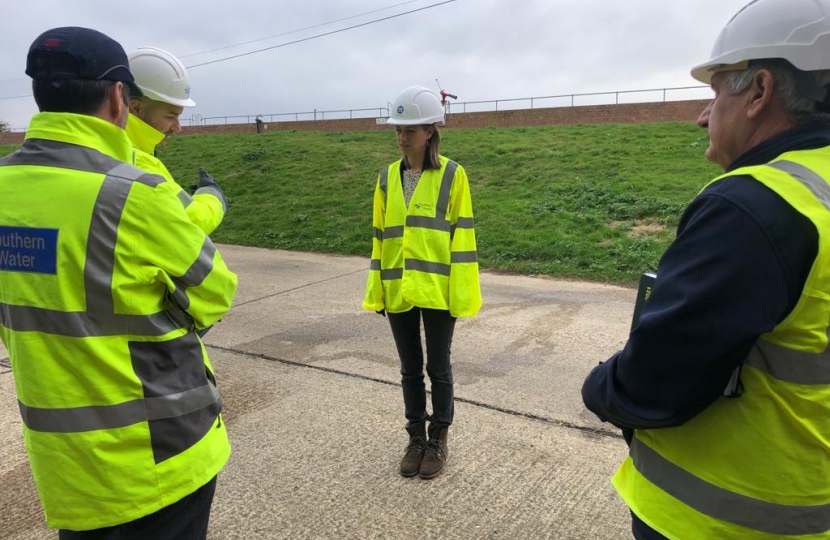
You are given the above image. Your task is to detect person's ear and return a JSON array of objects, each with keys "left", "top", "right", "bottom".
[
  {"left": 129, "top": 96, "right": 143, "bottom": 116},
  {"left": 747, "top": 70, "right": 775, "bottom": 120},
  {"left": 106, "top": 82, "right": 128, "bottom": 127}
]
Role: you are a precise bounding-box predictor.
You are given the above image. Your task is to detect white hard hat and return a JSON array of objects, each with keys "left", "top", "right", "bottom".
[
  {"left": 128, "top": 47, "right": 195, "bottom": 107},
  {"left": 691, "top": 0, "right": 830, "bottom": 83},
  {"left": 387, "top": 86, "right": 444, "bottom": 125}
]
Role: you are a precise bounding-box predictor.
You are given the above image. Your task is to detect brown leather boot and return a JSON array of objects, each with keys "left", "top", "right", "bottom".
[
  {"left": 400, "top": 424, "right": 427, "bottom": 477},
  {"left": 419, "top": 428, "right": 448, "bottom": 479}
]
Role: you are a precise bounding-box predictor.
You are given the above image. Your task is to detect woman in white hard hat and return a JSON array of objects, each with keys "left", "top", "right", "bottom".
[{"left": 363, "top": 86, "right": 482, "bottom": 480}]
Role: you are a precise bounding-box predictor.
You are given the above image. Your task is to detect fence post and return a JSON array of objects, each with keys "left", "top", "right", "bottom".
[{"left": 531, "top": 97, "right": 534, "bottom": 109}]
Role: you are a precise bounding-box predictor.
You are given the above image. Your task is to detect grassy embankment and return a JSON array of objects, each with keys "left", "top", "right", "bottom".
[{"left": 0, "top": 122, "right": 719, "bottom": 284}]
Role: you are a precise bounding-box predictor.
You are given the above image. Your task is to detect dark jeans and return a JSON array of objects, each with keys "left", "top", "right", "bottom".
[
  {"left": 387, "top": 307, "right": 456, "bottom": 437},
  {"left": 59, "top": 477, "right": 217, "bottom": 540},
  {"left": 631, "top": 511, "right": 668, "bottom": 540}
]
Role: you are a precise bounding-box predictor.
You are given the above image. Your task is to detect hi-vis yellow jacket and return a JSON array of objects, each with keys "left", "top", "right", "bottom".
[
  {"left": 0, "top": 112, "right": 238, "bottom": 531},
  {"left": 126, "top": 114, "right": 226, "bottom": 234},
  {"left": 614, "top": 149, "right": 830, "bottom": 539},
  {"left": 363, "top": 156, "right": 482, "bottom": 318}
]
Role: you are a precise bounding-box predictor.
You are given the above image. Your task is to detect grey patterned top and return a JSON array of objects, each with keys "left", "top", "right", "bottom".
[{"left": 402, "top": 169, "right": 422, "bottom": 208}]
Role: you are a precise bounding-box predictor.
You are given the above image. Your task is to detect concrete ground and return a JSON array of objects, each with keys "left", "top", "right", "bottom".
[{"left": 0, "top": 245, "right": 637, "bottom": 540}]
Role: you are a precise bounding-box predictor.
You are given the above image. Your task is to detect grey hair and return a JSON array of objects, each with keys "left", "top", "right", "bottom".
[{"left": 722, "top": 59, "right": 830, "bottom": 125}]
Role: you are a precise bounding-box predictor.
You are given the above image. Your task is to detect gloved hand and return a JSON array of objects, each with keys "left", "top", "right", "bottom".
[
  {"left": 198, "top": 166, "right": 220, "bottom": 189},
  {"left": 197, "top": 167, "right": 228, "bottom": 211}
]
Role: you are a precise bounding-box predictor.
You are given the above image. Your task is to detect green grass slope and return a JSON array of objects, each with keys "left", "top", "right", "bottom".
[{"left": 1, "top": 121, "right": 719, "bottom": 284}]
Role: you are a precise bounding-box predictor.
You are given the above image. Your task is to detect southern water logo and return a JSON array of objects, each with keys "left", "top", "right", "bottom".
[{"left": 0, "top": 226, "right": 59, "bottom": 274}]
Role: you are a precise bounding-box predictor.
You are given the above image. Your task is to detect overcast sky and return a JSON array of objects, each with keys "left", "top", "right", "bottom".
[{"left": 1, "top": 0, "right": 750, "bottom": 130}]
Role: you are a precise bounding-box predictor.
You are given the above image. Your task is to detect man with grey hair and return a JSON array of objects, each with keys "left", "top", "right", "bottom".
[{"left": 582, "top": 0, "right": 830, "bottom": 538}]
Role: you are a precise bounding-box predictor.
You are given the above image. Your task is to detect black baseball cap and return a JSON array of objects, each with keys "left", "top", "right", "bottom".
[{"left": 25, "top": 27, "right": 142, "bottom": 96}]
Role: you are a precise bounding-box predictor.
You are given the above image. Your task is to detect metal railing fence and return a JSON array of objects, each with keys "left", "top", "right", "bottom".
[{"left": 180, "top": 85, "right": 711, "bottom": 127}]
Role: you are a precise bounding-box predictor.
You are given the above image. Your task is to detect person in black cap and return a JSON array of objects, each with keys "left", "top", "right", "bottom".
[{"left": 0, "top": 27, "right": 237, "bottom": 540}]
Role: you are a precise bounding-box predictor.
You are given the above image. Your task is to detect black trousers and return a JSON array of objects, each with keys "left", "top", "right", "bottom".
[
  {"left": 59, "top": 477, "right": 217, "bottom": 540},
  {"left": 387, "top": 307, "right": 456, "bottom": 437},
  {"left": 631, "top": 511, "right": 669, "bottom": 540}
]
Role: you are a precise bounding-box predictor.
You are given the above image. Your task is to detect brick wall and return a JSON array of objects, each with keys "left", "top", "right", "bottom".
[
  {"left": 1, "top": 99, "right": 710, "bottom": 144},
  {"left": 182, "top": 100, "right": 709, "bottom": 136},
  {"left": 0, "top": 132, "right": 24, "bottom": 145}
]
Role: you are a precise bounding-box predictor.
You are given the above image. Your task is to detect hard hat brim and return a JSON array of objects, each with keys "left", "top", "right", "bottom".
[
  {"left": 140, "top": 87, "right": 195, "bottom": 108},
  {"left": 386, "top": 115, "right": 444, "bottom": 126}
]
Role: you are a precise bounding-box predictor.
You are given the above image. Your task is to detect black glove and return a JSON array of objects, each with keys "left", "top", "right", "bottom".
[
  {"left": 377, "top": 309, "right": 386, "bottom": 317},
  {"left": 197, "top": 167, "right": 228, "bottom": 211},
  {"left": 198, "top": 166, "right": 220, "bottom": 189}
]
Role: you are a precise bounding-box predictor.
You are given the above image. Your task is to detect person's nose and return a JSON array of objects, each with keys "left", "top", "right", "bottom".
[{"left": 697, "top": 101, "right": 712, "bottom": 129}]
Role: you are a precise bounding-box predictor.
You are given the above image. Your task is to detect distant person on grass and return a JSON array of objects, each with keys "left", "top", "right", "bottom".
[
  {"left": 363, "top": 86, "right": 482, "bottom": 479},
  {"left": 582, "top": 0, "right": 830, "bottom": 538},
  {"left": 127, "top": 47, "right": 227, "bottom": 235}
]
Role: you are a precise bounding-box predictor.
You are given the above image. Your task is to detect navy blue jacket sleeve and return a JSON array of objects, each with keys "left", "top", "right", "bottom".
[{"left": 582, "top": 176, "right": 817, "bottom": 430}]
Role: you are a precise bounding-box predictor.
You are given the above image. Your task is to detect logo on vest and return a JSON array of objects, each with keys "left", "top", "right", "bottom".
[
  {"left": 414, "top": 202, "right": 434, "bottom": 211},
  {"left": 0, "top": 226, "right": 59, "bottom": 274}
]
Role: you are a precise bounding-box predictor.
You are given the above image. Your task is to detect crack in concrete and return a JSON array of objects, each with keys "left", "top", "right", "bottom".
[
  {"left": 207, "top": 344, "right": 623, "bottom": 440},
  {"left": 232, "top": 268, "right": 366, "bottom": 308}
]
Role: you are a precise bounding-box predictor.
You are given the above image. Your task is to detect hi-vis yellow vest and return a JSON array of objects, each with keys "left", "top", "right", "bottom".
[
  {"left": 614, "top": 148, "right": 830, "bottom": 540},
  {"left": 363, "top": 156, "right": 482, "bottom": 318},
  {"left": 126, "top": 114, "right": 226, "bottom": 234},
  {"left": 0, "top": 112, "right": 238, "bottom": 531}
]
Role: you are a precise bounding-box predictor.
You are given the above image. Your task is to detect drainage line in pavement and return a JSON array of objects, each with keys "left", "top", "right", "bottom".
[
  {"left": 208, "top": 344, "right": 623, "bottom": 440},
  {"left": 232, "top": 269, "right": 367, "bottom": 308}
]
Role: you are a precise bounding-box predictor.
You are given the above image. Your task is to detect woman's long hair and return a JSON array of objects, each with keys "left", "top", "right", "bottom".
[{"left": 424, "top": 123, "right": 441, "bottom": 170}]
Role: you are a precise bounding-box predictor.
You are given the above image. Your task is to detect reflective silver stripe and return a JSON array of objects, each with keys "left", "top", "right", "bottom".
[
  {"left": 194, "top": 185, "right": 227, "bottom": 213},
  {"left": 170, "top": 239, "right": 216, "bottom": 312},
  {"left": 381, "top": 268, "right": 403, "bottom": 280},
  {"left": 745, "top": 340, "right": 830, "bottom": 385},
  {"left": 406, "top": 215, "right": 451, "bottom": 233},
  {"left": 454, "top": 217, "right": 475, "bottom": 229},
  {"left": 170, "top": 288, "right": 191, "bottom": 312},
  {"left": 451, "top": 217, "right": 474, "bottom": 240},
  {"left": 84, "top": 165, "right": 136, "bottom": 315},
  {"left": 384, "top": 226, "right": 404, "bottom": 239},
  {"left": 0, "top": 138, "right": 121, "bottom": 173},
  {"left": 18, "top": 384, "right": 220, "bottom": 433},
  {"left": 107, "top": 162, "right": 164, "bottom": 188},
  {"left": 451, "top": 251, "right": 478, "bottom": 263},
  {"left": 178, "top": 190, "right": 194, "bottom": 209},
  {"left": 0, "top": 304, "right": 183, "bottom": 337},
  {"left": 144, "top": 384, "right": 221, "bottom": 420},
  {"left": 369, "top": 259, "right": 381, "bottom": 271},
  {"left": 407, "top": 259, "right": 451, "bottom": 276},
  {"left": 176, "top": 239, "right": 215, "bottom": 288},
  {"left": 373, "top": 228, "right": 383, "bottom": 241},
  {"left": 769, "top": 160, "right": 830, "bottom": 211},
  {"left": 379, "top": 167, "right": 389, "bottom": 206},
  {"left": 436, "top": 160, "right": 458, "bottom": 219},
  {"left": 631, "top": 437, "right": 830, "bottom": 535}
]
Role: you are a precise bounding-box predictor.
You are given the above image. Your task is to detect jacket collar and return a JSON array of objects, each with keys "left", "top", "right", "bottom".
[
  {"left": 727, "top": 123, "right": 830, "bottom": 172},
  {"left": 126, "top": 113, "right": 165, "bottom": 155},
  {"left": 25, "top": 112, "right": 134, "bottom": 164}
]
